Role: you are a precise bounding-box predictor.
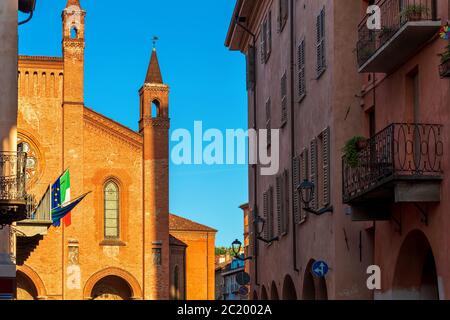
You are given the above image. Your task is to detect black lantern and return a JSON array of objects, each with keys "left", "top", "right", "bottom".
[
  {"left": 298, "top": 179, "right": 315, "bottom": 206},
  {"left": 232, "top": 239, "right": 242, "bottom": 256},
  {"left": 19, "top": 0, "right": 36, "bottom": 13},
  {"left": 254, "top": 215, "right": 265, "bottom": 237},
  {"left": 231, "top": 239, "right": 252, "bottom": 261},
  {"left": 19, "top": 0, "right": 37, "bottom": 25},
  {"left": 297, "top": 179, "right": 334, "bottom": 216}
]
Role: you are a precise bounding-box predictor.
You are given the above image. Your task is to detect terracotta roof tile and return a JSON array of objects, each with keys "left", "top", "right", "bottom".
[{"left": 169, "top": 214, "right": 217, "bottom": 232}]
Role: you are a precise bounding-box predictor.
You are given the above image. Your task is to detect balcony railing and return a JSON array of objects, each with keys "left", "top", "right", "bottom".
[
  {"left": 357, "top": 0, "right": 439, "bottom": 72},
  {"left": 343, "top": 123, "right": 443, "bottom": 203},
  {"left": 0, "top": 152, "right": 28, "bottom": 224}
]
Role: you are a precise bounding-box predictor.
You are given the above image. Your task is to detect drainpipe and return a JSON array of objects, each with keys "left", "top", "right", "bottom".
[
  {"left": 0, "top": 0, "right": 19, "bottom": 296},
  {"left": 234, "top": 17, "right": 260, "bottom": 288},
  {"left": 289, "top": 0, "right": 300, "bottom": 274}
]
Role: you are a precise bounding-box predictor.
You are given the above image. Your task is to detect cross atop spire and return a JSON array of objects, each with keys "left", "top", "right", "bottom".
[{"left": 145, "top": 42, "right": 163, "bottom": 84}]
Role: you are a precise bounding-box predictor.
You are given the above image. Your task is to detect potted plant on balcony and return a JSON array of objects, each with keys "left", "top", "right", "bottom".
[
  {"left": 439, "top": 44, "right": 450, "bottom": 78},
  {"left": 400, "top": 4, "right": 429, "bottom": 22},
  {"left": 344, "top": 136, "right": 368, "bottom": 168}
]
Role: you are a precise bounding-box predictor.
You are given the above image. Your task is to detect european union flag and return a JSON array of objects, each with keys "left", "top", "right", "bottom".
[{"left": 52, "top": 179, "right": 62, "bottom": 227}]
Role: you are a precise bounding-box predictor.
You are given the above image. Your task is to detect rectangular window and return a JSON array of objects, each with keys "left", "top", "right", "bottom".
[
  {"left": 281, "top": 72, "right": 288, "bottom": 126},
  {"left": 321, "top": 127, "right": 331, "bottom": 207},
  {"left": 298, "top": 39, "right": 306, "bottom": 100},
  {"left": 316, "top": 7, "right": 326, "bottom": 77},
  {"left": 300, "top": 148, "right": 309, "bottom": 222}
]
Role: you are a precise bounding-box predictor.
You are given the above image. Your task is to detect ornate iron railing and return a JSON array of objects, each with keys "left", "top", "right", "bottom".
[
  {"left": 0, "top": 152, "right": 27, "bottom": 202},
  {"left": 343, "top": 123, "right": 443, "bottom": 202},
  {"left": 357, "top": 0, "right": 438, "bottom": 67}
]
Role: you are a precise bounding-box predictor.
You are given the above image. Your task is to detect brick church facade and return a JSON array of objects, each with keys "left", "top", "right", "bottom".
[{"left": 14, "top": 0, "right": 216, "bottom": 300}]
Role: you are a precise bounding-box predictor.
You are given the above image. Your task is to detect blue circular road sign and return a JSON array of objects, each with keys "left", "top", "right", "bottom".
[{"left": 312, "top": 261, "right": 329, "bottom": 278}]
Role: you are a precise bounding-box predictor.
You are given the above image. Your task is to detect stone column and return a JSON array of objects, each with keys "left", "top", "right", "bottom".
[{"left": 0, "top": 0, "right": 18, "bottom": 283}]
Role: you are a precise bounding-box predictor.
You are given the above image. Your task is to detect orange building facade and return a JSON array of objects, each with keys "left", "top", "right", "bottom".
[{"left": 14, "top": 0, "right": 216, "bottom": 300}]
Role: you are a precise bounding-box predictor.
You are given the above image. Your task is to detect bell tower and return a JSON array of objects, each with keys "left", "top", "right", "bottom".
[
  {"left": 61, "top": 0, "right": 86, "bottom": 299},
  {"left": 140, "top": 45, "right": 170, "bottom": 300}
]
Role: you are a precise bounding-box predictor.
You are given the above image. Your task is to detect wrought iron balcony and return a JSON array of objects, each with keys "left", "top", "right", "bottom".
[
  {"left": 343, "top": 123, "right": 443, "bottom": 204},
  {"left": 0, "top": 152, "right": 28, "bottom": 225},
  {"left": 357, "top": 0, "right": 440, "bottom": 73}
]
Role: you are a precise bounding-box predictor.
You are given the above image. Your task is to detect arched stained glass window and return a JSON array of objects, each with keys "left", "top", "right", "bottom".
[{"left": 104, "top": 181, "right": 119, "bottom": 239}]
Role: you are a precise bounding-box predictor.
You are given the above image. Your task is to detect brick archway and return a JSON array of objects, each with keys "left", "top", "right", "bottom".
[
  {"left": 17, "top": 265, "right": 47, "bottom": 299},
  {"left": 83, "top": 268, "right": 143, "bottom": 300}
]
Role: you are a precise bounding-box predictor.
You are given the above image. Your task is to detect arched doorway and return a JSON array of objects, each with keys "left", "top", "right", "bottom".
[
  {"left": 16, "top": 271, "right": 38, "bottom": 300},
  {"left": 392, "top": 230, "right": 439, "bottom": 300},
  {"left": 282, "top": 275, "right": 297, "bottom": 300},
  {"left": 84, "top": 267, "right": 143, "bottom": 300},
  {"left": 91, "top": 275, "right": 133, "bottom": 300},
  {"left": 302, "top": 260, "right": 328, "bottom": 300},
  {"left": 270, "top": 282, "right": 279, "bottom": 300},
  {"left": 260, "top": 285, "right": 268, "bottom": 300}
]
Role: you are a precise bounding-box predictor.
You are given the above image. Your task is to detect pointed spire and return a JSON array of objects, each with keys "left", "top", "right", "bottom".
[
  {"left": 66, "top": 0, "right": 81, "bottom": 8},
  {"left": 145, "top": 48, "right": 163, "bottom": 84}
]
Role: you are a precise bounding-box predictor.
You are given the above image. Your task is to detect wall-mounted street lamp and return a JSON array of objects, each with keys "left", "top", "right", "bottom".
[
  {"left": 19, "top": 0, "right": 37, "bottom": 25},
  {"left": 297, "top": 179, "right": 334, "bottom": 216},
  {"left": 231, "top": 239, "right": 252, "bottom": 261}
]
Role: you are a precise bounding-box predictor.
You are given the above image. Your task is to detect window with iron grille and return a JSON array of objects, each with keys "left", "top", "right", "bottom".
[
  {"left": 316, "top": 7, "right": 326, "bottom": 77},
  {"left": 281, "top": 72, "right": 288, "bottom": 126},
  {"left": 297, "top": 39, "right": 306, "bottom": 101},
  {"left": 278, "top": 0, "right": 289, "bottom": 32}
]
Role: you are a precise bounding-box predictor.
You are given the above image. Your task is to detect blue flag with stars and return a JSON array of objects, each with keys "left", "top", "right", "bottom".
[{"left": 51, "top": 178, "right": 62, "bottom": 226}]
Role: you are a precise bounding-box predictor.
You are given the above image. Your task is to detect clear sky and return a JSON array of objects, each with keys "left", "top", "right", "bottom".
[{"left": 18, "top": 0, "right": 248, "bottom": 247}]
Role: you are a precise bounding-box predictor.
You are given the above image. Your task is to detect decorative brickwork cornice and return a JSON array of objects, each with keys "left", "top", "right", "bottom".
[
  {"left": 140, "top": 83, "right": 170, "bottom": 93},
  {"left": 63, "top": 39, "right": 85, "bottom": 49},
  {"left": 139, "top": 117, "right": 170, "bottom": 129},
  {"left": 84, "top": 107, "right": 143, "bottom": 149},
  {"left": 19, "top": 55, "right": 64, "bottom": 63}
]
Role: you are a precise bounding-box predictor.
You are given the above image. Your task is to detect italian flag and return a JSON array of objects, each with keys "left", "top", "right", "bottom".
[{"left": 60, "top": 170, "right": 71, "bottom": 227}]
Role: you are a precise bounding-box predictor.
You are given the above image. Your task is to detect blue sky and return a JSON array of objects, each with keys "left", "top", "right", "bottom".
[{"left": 19, "top": 0, "right": 248, "bottom": 247}]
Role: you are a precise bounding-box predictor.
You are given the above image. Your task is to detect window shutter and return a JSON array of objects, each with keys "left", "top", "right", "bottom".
[
  {"left": 283, "top": 169, "right": 289, "bottom": 233},
  {"left": 281, "top": 73, "right": 288, "bottom": 124},
  {"left": 298, "top": 40, "right": 306, "bottom": 99},
  {"left": 300, "top": 149, "right": 309, "bottom": 221},
  {"left": 322, "top": 127, "right": 331, "bottom": 206},
  {"left": 268, "top": 186, "right": 274, "bottom": 240},
  {"left": 260, "top": 22, "right": 266, "bottom": 64},
  {"left": 246, "top": 46, "right": 256, "bottom": 90},
  {"left": 310, "top": 139, "right": 318, "bottom": 210},
  {"left": 267, "top": 11, "right": 272, "bottom": 58},
  {"left": 292, "top": 156, "right": 301, "bottom": 224},
  {"left": 266, "top": 99, "right": 271, "bottom": 146},
  {"left": 316, "top": 8, "right": 326, "bottom": 75},
  {"left": 276, "top": 175, "right": 282, "bottom": 236},
  {"left": 263, "top": 191, "right": 269, "bottom": 240}
]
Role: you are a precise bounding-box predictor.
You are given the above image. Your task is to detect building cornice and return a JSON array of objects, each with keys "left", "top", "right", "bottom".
[{"left": 84, "top": 107, "right": 143, "bottom": 149}]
